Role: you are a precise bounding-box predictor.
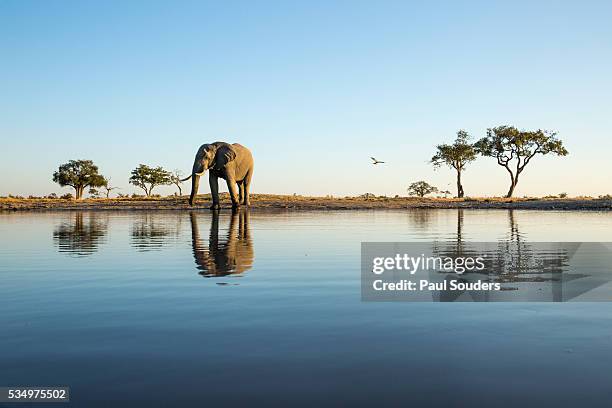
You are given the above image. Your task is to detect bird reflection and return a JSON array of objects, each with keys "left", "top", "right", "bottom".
[
  {"left": 53, "top": 212, "right": 108, "bottom": 256},
  {"left": 190, "top": 209, "right": 254, "bottom": 277}
]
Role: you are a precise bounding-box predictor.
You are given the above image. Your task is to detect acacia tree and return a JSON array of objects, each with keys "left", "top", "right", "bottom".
[
  {"left": 475, "top": 126, "right": 568, "bottom": 198},
  {"left": 170, "top": 169, "right": 184, "bottom": 196},
  {"left": 52, "top": 160, "right": 106, "bottom": 199},
  {"left": 408, "top": 181, "right": 438, "bottom": 197},
  {"left": 129, "top": 164, "right": 172, "bottom": 196},
  {"left": 431, "top": 130, "right": 476, "bottom": 198}
]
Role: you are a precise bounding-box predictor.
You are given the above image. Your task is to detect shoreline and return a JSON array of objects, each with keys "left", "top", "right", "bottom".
[{"left": 2, "top": 194, "right": 612, "bottom": 212}]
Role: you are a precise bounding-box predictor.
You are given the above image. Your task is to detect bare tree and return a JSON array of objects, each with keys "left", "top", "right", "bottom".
[
  {"left": 102, "top": 178, "right": 119, "bottom": 198},
  {"left": 170, "top": 169, "right": 185, "bottom": 196}
]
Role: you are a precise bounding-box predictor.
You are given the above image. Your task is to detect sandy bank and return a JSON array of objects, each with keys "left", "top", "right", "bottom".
[{"left": 2, "top": 194, "right": 612, "bottom": 212}]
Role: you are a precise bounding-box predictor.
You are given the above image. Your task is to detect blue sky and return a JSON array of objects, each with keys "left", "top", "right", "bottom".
[{"left": 1, "top": 0, "right": 611, "bottom": 197}]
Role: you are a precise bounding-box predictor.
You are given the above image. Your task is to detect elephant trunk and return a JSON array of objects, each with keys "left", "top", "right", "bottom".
[{"left": 189, "top": 173, "right": 201, "bottom": 206}]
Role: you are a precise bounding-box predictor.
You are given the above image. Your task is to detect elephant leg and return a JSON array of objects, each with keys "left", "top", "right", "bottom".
[
  {"left": 243, "top": 170, "right": 253, "bottom": 206},
  {"left": 209, "top": 173, "right": 220, "bottom": 210},
  {"left": 238, "top": 181, "right": 244, "bottom": 204},
  {"left": 226, "top": 177, "right": 240, "bottom": 208}
]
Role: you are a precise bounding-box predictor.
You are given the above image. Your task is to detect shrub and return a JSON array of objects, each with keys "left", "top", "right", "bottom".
[
  {"left": 47, "top": 193, "right": 58, "bottom": 199},
  {"left": 598, "top": 194, "right": 612, "bottom": 200},
  {"left": 559, "top": 192, "right": 568, "bottom": 198},
  {"left": 60, "top": 193, "right": 74, "bottom": 200}
]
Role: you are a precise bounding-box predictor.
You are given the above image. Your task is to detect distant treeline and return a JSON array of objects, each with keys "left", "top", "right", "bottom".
[{"left": 45, "top": 125, "right": 568, "bottom": 200}]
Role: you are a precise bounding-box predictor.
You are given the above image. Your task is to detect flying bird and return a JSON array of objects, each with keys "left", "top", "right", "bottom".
[{"left": 371, "top": 157, "right": 385, "bottom": 165}]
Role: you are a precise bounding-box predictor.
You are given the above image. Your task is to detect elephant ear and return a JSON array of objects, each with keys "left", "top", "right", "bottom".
[{"left": 215, "top": 143, "right": 237, "bottom": 167}]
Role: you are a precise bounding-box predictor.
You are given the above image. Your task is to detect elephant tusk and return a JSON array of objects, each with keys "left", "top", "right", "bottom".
[{"left": 181, "top": 170, "right": 205, "bottom": 182}]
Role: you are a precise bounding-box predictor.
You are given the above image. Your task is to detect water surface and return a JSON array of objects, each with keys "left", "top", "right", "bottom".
[{"left": 1, "top": 209, "right": 612, "bottom": 407}]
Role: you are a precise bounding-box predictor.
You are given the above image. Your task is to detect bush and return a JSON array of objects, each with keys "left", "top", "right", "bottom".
[
  {"left": 598, "top": 194, "right": 612, "bottom": 200},
  {"left": 60, "top": 193, "right": 73, "bottom": 200},
  {"left": 47, "top": 193, "right": 58, "bottom": 199},
  {"left": 559, "top": 192, "right": 568, "bottom": 198}
]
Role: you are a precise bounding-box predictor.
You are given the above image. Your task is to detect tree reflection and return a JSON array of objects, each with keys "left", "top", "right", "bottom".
[
  {"left": 190, "top": 209, "right": 254, "bottom": 277},
  {"left": 406, "top": 209, "right": 434, "bottom": 231},
  {"left": 53, "top": 212, "right": 108, "bottom": 256},
  {"left": 131, "top": 213, "right": 182, "bottom": 251},
  {"left": 430, "top": 209, "right": 575, "bottom": 301},
  {"left": 431, "top": 209, "right": 491, "bottom": 301}
]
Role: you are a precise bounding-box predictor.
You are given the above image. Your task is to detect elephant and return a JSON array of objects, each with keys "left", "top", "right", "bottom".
[
  {"left": 181, "top": 142, "right": 254, "bottom": 209},
  {"left": 190, "top": 209, "right": 254, "bottom": 277}
]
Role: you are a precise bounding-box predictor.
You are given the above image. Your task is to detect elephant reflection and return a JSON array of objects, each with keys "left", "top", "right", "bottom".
[
  {"left": 53, "top": 212, "right": 108, "bottom": 256},
  {"left": 190, "top": 210, "right": 254, "bottom": 277}
]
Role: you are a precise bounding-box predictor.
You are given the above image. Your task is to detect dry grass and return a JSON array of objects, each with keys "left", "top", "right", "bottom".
[{"left": 1, "top": 193, "right": 612, "bottom": 211}]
